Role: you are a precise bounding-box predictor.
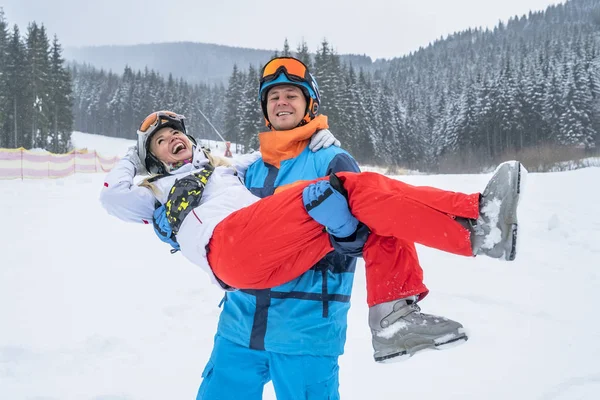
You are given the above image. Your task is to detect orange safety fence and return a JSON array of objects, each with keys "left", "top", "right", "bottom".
[{"left": 0, "top": 148, "right": 120, "bottom": 180}]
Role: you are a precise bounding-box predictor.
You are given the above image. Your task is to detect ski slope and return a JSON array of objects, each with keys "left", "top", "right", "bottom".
[{"left": 1, "top": 133, "right": 599, "bottom": 400}]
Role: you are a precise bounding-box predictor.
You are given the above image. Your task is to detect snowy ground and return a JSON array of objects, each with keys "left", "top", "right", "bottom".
[{"left": 2, "top": 133, "right": 599, "bottom": 399}]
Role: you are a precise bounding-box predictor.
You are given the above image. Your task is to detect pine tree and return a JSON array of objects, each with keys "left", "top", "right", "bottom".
[
  {"left": 583, "top": 40, "right": 600, "bottom": 149},
  {"left": 435, "top": 93, "right": 461, "bottom": 163},
  {"left": 543, "top": 68, "right": 564, "bottom": 146},
  {"left": 107, "top": 66, "right": 133, "bottom": 138},
  {"left": 431, "top": 90, "right": 451, "bottom": 163},
  {"left": 313, "top": 40, "right": 344, "bottom": 133},
  {"left": 163, "top": 73, "right": 178, "bottom": 110},
  {"left": 355, "top": 69, "right": 377, "bottom": 163},
  {"left": 47, "top": 35, "right": 72, "bottom": 152},
  {"left": 5, "top": 25, "right": 27, "bottom": 148},
  {"left": 0, "top": 10, "right": 9, "bottom": 147},
  {"left": 282, "top": 39, "right": 291, "bottom": 57},
  {"left": 403, "top": 87, "right": 429, "bottom": 169},
  {"left": 239, "top": 64, "right": 262, "bottom": 152},
  {"left": 224, "top": 64, "right": 243, "bottom": 152},
  {"left": 25, "top": 22, "right": 51, "bottom": 148},
  {"left": 391, "top": 98, "right": 408, "bottom": 167},
  {"left": 559, "top": 55, "right": 595, "bottom": 148},
  {"left": 176, "top": 77, "right": 192, "bottom": 128},
  {"left": 522, "top": 63, "right": 549, "bottom": 148},
  {"left": 374, "top": 87, "right": 400, "bottom": 165},
  {"left": 295, "top": 40, "right": 312, "bottom": 69},
  {"left": 455, "top": 79, "right": 482, "bottom": 153},
  {"left": 495, "top": 57, "right": 522, "bottom": 155},
  {"left": 141, "top": 69, "right": 155, "bottom": 110},
  {"left": 121, "top": 67, "right": 137, "bottom": 137},
  {"left": 129, "top": 70, "right": 145, "bottom": 133},
  {"left": 338, "top": 64, "right": 361, "bottom": 159}
]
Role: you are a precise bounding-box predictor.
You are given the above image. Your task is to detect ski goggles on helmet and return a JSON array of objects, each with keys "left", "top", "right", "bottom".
[
  {"left": 138, "top": 110, "right": 186, "bottom": 135},
  {"left": 259, "top": 57, "right": 319, "bottom": 101},
  {"left": 261, "top": 57, "right": 310, "bottom": 85}
]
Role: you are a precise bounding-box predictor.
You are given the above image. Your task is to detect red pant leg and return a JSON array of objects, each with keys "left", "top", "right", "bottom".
[
  {"left": 209, "top": 171, "right": 479, "bottom": 291},
  {"left": 208, "top": 181, "right": 333, "bottom": 289},
  {"left": 337, "top": 172, "right": 479, "bottom": 256},
  {"left": 363, "top": 235, "right": 429, "bottom": 307}
]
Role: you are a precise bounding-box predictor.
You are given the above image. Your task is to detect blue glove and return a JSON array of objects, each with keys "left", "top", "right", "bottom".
[
  {"left": 302, "top": 178, "right": 358, "bottom": 238},
  {"left": 153, "top": 204, "right": 180, "bottom": 252}
]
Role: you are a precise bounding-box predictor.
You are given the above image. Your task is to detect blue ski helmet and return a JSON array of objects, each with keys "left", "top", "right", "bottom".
[{"left": 258, "top": 57, "right": 321, "bottom": 128}]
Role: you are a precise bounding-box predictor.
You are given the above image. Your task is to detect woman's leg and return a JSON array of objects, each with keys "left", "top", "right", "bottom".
[
  {"left": 363, "top": 235, "right": 428, "bottom": 307},
  {"left": 208, "top": 181, "right": 333, "bottom": 289},
  {"left": 209, "top": 171, "right": 479, "bottom": 289},
  {"left": 336, "top": 171, "right": 480, "bottom": 256}
]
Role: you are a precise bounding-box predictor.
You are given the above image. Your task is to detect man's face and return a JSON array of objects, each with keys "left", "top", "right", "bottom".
[
  {"left": 266, "top": 85, "right": 307, "bottom": 130},
  {"left": 148, "top": 127, "right": 193, "bottom": 164}
]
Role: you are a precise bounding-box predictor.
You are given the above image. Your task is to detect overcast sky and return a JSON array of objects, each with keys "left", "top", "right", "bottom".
[{"left": 3, "top": 0, "right": 563, "bottom": 60}]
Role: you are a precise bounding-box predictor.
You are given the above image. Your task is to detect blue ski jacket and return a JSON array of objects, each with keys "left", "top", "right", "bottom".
[{"left": 215, "top": 118, "right": 368, "bottom": 356}]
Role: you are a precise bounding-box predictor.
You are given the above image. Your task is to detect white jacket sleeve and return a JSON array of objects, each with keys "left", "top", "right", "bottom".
[
  {"left": 99, "top": 158, "right": 158, "bottom": 224},
  {"left": 231, "top": 151, "right": 262, "bottom": 181}
]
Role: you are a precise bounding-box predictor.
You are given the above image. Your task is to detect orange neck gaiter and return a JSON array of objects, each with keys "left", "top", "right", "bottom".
[{"left": 258, "top": 115, "right": 329, "bottom": 168}]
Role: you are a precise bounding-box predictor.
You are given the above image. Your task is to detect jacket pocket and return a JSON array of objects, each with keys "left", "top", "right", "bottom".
[{"left": 196, "top": 360, "right": 215, "bottom": 399}]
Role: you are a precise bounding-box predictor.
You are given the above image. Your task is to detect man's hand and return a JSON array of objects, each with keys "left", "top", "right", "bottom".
[
  {"left": 302, "top": 177, "right": 358, "bottom": 238},
  {"left": 123, "top": 145, "right": 147, "bottom": 176},
  {"left": 153, "top": 204, "right": 181, "bottom": 251},
  {"left": 309, "top": 129, "right": 341, "bottom": 152}
]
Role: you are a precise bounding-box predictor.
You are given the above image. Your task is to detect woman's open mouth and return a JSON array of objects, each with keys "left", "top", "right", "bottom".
[{"left": 172, "top": 142, "right": 186, "bottom": 154}]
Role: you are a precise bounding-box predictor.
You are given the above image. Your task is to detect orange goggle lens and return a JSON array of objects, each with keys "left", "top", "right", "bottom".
[
  {"left": 139, "top": 111, "right": 180, "bottom": 133},
  {"left": 261, "top": 57, "right": 308, "bottom": 81}
]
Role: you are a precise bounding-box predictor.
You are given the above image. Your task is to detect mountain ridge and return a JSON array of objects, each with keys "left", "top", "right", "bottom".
[{"left": 64, "top": 41, "right": 375, "bottom": 85}]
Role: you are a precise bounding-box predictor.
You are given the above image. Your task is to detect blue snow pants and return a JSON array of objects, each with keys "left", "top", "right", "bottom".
[{"left": 197, "top": 335, "right": 340, "bottom": 400}]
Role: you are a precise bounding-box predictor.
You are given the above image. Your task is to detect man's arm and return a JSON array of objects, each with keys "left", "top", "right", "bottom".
[{"left": 324, "top": 152, "right": 370, "bottom": 258}]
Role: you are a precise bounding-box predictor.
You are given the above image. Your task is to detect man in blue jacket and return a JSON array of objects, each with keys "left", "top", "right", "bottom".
[{"left": 160, "top": 57, "right": 466, "bottom": 399}]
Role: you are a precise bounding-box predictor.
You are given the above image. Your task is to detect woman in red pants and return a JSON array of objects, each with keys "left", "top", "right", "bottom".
[{"left": 101, "top": 110, "right": 524, "bottom": 293}]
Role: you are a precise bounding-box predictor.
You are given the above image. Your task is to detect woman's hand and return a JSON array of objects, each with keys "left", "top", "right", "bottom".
[{"left": 122, "top": 145, "right": 147, "bottom": 175}]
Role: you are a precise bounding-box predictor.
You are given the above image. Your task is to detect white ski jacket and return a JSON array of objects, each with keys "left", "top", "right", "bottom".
[{"left": 100, "top": 147, "right": 262, "bottom": 288}]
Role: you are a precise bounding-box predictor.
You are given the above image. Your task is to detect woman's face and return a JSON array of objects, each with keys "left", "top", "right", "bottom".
[
  {"left": 266, "top": 85, "right": 307, "bottom": 130},
  {"left": 148, "top": 127, "right": 193, "bottom": 164}
]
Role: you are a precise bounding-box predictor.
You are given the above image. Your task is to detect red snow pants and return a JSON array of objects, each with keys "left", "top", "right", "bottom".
[{"left": 207, "top": 172, "right": 480, "bottom": 305}]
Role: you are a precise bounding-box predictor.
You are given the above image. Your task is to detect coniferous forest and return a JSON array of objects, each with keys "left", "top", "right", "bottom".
[
  {"left": 381, "top": 0, "right": 600, "bottom": 171},
  {"left": 6, "top": 0, "right": 600, "bottom": 171},
  {"left": 0, "top": 10, "right": 73, "bottom": 153},
  {"left": 70, "top": 64, "right": 228, "bottom": 150}
]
